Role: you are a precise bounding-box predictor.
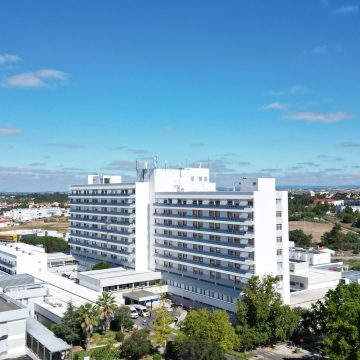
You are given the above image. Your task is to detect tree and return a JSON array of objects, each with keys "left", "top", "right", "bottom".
[
  {"left": 121, "top": 329, "right": 152, "bottom": 360},
  {"left": 272, "top": 305, "right": 299, "bottom": 342},
  {"left": 91, "top": 344, "right": 121, "bottom": 360},
  {"left": 181, "top": 308, "right": 237, "bottom": 352},
  {"left": 235, "top": 275, "right": 299, "bottom": 350},
  {"left": 111, "top": 306, "right": 132, "bottom": 332},
  {"left": 77, "top": 303, "right": 100, "bottom": 351},
  {"left": 52, "top": 302, "right": 81, "bottom": 345},
  {"left": 20, "top": 236, "right": 68, "bottom": 253},
  {"left": 96, "top": 291, "right": 118, "bottom": 335},
  {"left": 289, "top": 229, "right": 313, "bottom": 248},
  {"left": 322, "top": 223, "right": 344, "bottom": 248},
  {"left": 152, "top": 306, "right": 174, "bottom": 348},
  {"left": 307, "top": 283, "right": 360, "bottom": 359},
  {"left": 354, "top": 218, "right": 360, "bottom": 229},
  {"left": 92, "top": 261, "right": 111, "bottom": 270},
  {"left": 170, "top": 334, "right": 224, "bottom": 360}
]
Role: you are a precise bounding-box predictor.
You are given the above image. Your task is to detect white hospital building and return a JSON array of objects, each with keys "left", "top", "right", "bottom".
[{"left": 69, "top": 166, "right": 290, "bottom": 311}]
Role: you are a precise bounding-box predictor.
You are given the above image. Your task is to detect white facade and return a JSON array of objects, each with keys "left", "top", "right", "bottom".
[
  {"left": 3, "top": 207, "right": 64, "bottom": 222},
  {"left": 289, "top": 247, "right": 331, "bottom": 266},
  {"left": 0, "top": 294, "right": 29, "bottom": 359},
  {"left": 69, "top": 168, "right": 289, "bottom": 311},
  {"left": 0, "top": 243, "right": 48, "bottom": 275}
]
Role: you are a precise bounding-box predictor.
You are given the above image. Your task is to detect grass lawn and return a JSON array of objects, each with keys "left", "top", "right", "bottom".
[
  {"left": 91, "top": 330, "right": 118, "bottom": 346},
  {"left": 225, "top": 350, "right": 256, "bottom": 360}
]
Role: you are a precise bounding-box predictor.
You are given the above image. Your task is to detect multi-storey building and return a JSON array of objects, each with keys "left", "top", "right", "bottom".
[
  {"left": 69, "top": 167, "right": 289, "bottom": 311},
  {"left": 0, "top": 243, "right": 47, "bottom": 275}
]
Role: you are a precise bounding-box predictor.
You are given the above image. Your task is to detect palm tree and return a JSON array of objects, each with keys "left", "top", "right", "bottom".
[
  {"left": 77, "top": 303, "right": 100, "bottom": 351},
  {"left": 96, "top": 291, "right": 118, "bottom": 335}
]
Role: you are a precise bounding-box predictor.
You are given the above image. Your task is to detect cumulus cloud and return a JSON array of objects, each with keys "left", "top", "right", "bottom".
[
  {"left": 0, "top": 54, "right": 22, "bottom": 65},
  {"left": 1, "top": 69, "right": 68, "bottom": 88},
  {"left": 0, "top": 125, "right": 22, "bottom": 137},
  {"left": 261, "top": 102, "right": 289, "bottom": 111},
  {"left": 284, "top": 111, "right": 353, "bottom": 123}
]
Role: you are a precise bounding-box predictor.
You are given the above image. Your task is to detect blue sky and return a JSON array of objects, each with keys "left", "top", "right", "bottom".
[{"left": 0, "top": 0, "right": 359, "bottom": 191}]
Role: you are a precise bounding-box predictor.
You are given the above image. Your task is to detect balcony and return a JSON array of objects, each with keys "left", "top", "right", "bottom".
[
  {"left": 69, "top": 193, "right": 135, "bottom": 198},
  {"left": 153, "top": 233, "right": 254, "bottom": 251},
  {"left": 69, "top": 233, "right": 134, "bottom": 247},
  {"left": 69, "top": 209, "right": 135, "bottom": 217},
  {"left": 153, "top": 213, "right": 253, "bottom": 225},
  {"left": 154, "top": 223, "right": 252, "bottom": 238},
  {"left": 69, "top": 226, "right": 135, "bottom": 237},
  {"left": 69, "top": 240, "right": 134, "bottom": 256},
  {"left": 154, "top": 243, "right": 253, "bottom": 263},
  {"left": 154, "top": 254, "right": 252, "bottom": 277},
  {"left": 70, "top": 218, "right": 134, "bottom": 228},
  {"left": 70, "top": 202, "right": 135, "bottom": 208},
  {"left": 154, "top": 202, "right": 253, "bottom": 212}
]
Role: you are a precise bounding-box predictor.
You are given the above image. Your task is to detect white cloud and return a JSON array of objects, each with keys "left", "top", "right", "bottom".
[
  {"left": 1, "top": 69, "right": 68, "bottom": 88},
  {"left": 0, "top": 54, "right": 22, "bottom": 65},
  {"left": 0, "top": 125, "right": 22, "bottom": 137},
  {"left": 289, "top": 84, "right": 309, "bottom": 95},
  {"left": 333, "top": 5, "right": 359, "bottom": 14},
  {"left": 261, "top": 102, "right": 289, "bottom": 110},
  {"left": 284, "top": 112, "right": 353, "bottom": 123}
]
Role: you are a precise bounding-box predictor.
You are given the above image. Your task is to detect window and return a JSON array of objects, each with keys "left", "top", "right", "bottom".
[
  {"left": 191, "top": 176, "right": 194, "bottom": 181},
  {"left": 277, "top": 249, "right": 283, "bottom": 256},
  {"left": 276, "top": 211, "right": 282, "bottom": 217},
  {"left": 276, "top": 224, "right": 282, "bottom": 230},
  {"left": 276, "top": 236, "right": 282, "bottom": 243}
]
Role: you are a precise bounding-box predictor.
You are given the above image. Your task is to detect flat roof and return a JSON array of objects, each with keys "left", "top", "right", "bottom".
[
  {"left": 0, "top": 242, "right": 45, "bottom": 256},
  {"left": 80, "top": 268, "right": 159, "bottom": 280},
  {"left": 290, "top": 286, "right": 337, "bottom": 309},
  {"left": 342, "top": 271, "right": 360, "bottom": 280},
  {"left": 0, "top": 295, "right": 20, "bottom": 312},
  {"left": 123, "top": 290, "right": 161, "bottom": 302},
  {"left": 26, "top": 317, "right": 71, "bottom": 353}
]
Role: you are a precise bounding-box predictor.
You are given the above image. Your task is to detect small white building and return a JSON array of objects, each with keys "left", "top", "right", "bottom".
[
  {"left": 289, "top": 247, "right": 331, "bottom": 266},
  {"left": 0, "top": 243, "right": 48, "bottom": 275}
]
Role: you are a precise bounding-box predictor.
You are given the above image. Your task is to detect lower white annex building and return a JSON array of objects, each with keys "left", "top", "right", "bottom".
[{"left": 69, "top": 166, "right": 290, "bottom": 311}]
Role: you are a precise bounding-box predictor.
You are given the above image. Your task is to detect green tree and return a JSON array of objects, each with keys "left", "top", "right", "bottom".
[
  {"left": 91, "top": 344, "right": 121, "bottom": 360},
  {"left": 52, "top": 302, "right": 81, "bottom": 345},
  {"left": 181, "top": 308, "right": 237, "bottom": 352},
  {"left": 111, "top": 306, "right": 132, "bottom": 332},
  {"left": 77, "top": 303, "right": 100, "bottom": 351},
  {"left": 96, "top": 291, "right": 118, "bottom": 335},
  {"left": 308, "top": 282, "right": 360, "bottom": 359},
  {"left": 20, "top": 236, "right": 68, "bottom": 253},
  {"left": 289, "top": 229, "right": 313, "bottom": 247},
  {"left": 235, "top": 275, "right": 299, "bottom": 350},
  {"left": 171, "top": 334, "right": 224, "bottom": 360},
  {"left": 92, "top": 261, "right": 111, "bottom": 270},
  {"left": 322, "top": 223, "right": 344, "bottom": 248},
  {"left": 272, "top": 305, "right": 299, "bottom": 342},
  {"left": 152, "top": 306, "right": 174, "bottom": 348},
  {"left": 121, "top": 329, "right": 152, "bottom": 360}
]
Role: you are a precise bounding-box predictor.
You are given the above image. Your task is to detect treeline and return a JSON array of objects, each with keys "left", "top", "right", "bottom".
[
  {"left": 337, "top": 206, "right": 360, "bottom": 228},
  {"left": 1, "top": 192, "right": 68, "bottom": 204},
  {"left": 288, "top": 194, "right": 332, "bottom": 220},
  {"left": 20, "top": 236, "right": 69, "bottom": 253},
  {"left": 290, "top": 225, "right": 360, "bottom": 252}
]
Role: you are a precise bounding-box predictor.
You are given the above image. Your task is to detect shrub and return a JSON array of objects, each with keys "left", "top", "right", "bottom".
[
  {"left": 153, "top": 354, "right": 163, "bottom": 360},
  {"left": 115, "top": 331, "right": 125, "bottom": 342}
]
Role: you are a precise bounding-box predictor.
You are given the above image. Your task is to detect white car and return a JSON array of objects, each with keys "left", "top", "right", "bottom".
[{"left": 129, "top": 306, "right": 139, "bottom": 319}]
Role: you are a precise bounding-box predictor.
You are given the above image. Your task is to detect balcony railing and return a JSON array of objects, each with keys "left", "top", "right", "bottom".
[
  {"left": 69, "top": 233, "right": 134, "bottom": 247},
  {"left": 154, "top": 254, "right": 252, "bottom": 276},
  {"left": 153, "top": 213, "right": 253, "bottom": 224},
  {"left": 154, "top": 202, "right": 253, "bottom": 212},
  {"left": 69, "top": 226, "right": 135, "bottom": 237},
  {"left": 153, "top": 243, "right": 253, "bottom": 263},
  {"left": 69, "top": 209, "right": 135, "bottom": 217}
]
